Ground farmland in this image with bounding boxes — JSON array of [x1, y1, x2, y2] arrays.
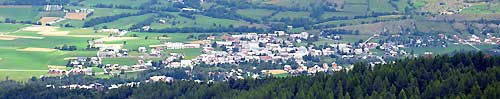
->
[[0, 24, 111, 80], [0, 23, 220, 81]]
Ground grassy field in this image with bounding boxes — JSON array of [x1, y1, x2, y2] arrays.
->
[[57, 27, 97, 35], [151, 13, 247, 29], [271, 11, 310, 20], [321, 12, 366, 19], [273, 73, 289, 78], [87, 8, 140, 19], [0, 36, 92, 48], [0, 23, 30, 33], [54, 8, 140, 28], [316, 15, 403, 29], [0, 71, 47, 81], [101, 58, 141, 65], [237, 9, 274, 20], [461, 3, 500, 14], [164, 48, 202, 60], [0, 48, 97, 70], [0, 6, 41, 21], [415, 21, 457, 34], [53, 20, 86, 28], [343, 4, 368, 13], [402, 44, 494, 55], [392, 0, 411, 12], [106, 32, 209, 50], [0, 24, 105, 81], [37, 11, 66, 18], [412, 0, 427, 9], [368, 0, 395, 13], [96, 13, 155, 29], [80, 0, 149, 7]]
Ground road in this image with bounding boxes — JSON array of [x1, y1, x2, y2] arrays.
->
[[363, 34, 378, 44], [464, 42, 481, 51]]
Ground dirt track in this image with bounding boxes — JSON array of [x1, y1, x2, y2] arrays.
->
[[0, 35, 44, 40], [17, 47, 57, 52]]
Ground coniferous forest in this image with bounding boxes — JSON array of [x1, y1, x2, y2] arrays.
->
[[0, 52, 499, 99]]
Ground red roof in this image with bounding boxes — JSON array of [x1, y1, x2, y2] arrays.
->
[[260, 56, 272, 61]]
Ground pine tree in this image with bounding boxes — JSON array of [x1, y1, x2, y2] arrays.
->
[[471, 81, 482, 98], [398, 89, 408, 99], [345, 92, 351, 99]]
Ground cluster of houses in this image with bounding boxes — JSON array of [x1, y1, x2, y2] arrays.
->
[[48, 57, 101, 75], [97, 29, 128, 36], [262, 62, 352, 76], [149, 42, 201, 49], [452, 34, 500, 45], [189, 32, 377, 67], [54, 29, 500, 81], [378, 42, 408, 57], [44, 5, 63, 11], [162, 53, 194, 68], [48, 66, 94, 76], [47, 83, 104, 90], [47, 75, 174, 90]]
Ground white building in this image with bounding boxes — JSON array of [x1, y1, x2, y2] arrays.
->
[[166, 42, 184, 49], [180, 60, 193, 68]]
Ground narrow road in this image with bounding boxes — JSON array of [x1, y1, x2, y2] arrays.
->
[[465, 42, 481, 51], [363, 34, 378, 44]]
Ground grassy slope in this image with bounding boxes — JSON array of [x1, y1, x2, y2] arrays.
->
[[402, 44, 494, 55], [151, 13, 246, 29], [271, 11, 310, 19], [368, 0, 395, 13], [0, 6, 41, 21], [237, 9, 274, 20], [80, 0, 149, 7], [95, 13, 155, 29], [461, 3, 500, 14], [54, 8, 140, 28], [87, 8, 140, 19]]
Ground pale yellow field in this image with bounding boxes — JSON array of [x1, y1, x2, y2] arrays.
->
[[17, 47, 57, 52]]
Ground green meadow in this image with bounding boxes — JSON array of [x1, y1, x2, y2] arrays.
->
[[151, 13, 246, 29], [0, 24, 105, 81], [0, 23, 30, 33], [0, 71, 47, 82], [237, 9, 274, 20], [96, 14, 155, 29], [79, 0, 149, 7], [461, 3, 500, 14], [0, 6, 41, 21]]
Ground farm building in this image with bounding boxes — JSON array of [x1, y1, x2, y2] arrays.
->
[[44, 5, 63, 11], [64, 12, 89, 20], [98, 29, 120, 33], [38, 17, 64, 26], [165, 42, 184, 49]]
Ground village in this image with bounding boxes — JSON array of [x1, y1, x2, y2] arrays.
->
[[47, 28, 500, 81]]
